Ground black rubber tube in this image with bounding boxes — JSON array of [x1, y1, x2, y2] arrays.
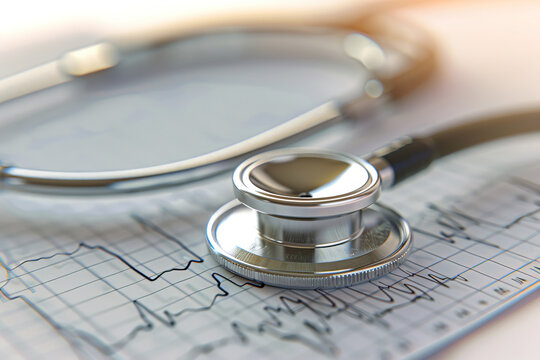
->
[[423, 108, 540, 158], [378, 108, 540, 185]]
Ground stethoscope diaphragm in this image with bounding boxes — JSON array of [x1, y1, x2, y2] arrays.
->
[[206, 148, 412, 289], [206, 200, 412, 289]]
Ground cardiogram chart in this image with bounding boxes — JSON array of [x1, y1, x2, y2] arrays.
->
[[0, 138, 539, 360]]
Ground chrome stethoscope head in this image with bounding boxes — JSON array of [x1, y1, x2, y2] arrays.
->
[[206, 148, 412, 289]]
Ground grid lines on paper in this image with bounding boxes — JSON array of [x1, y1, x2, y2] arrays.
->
[[0, 142, 539, 360]]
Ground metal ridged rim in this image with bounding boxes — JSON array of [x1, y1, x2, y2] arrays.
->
[[206, 201, 412, 289], [210, 241, 411, 289]]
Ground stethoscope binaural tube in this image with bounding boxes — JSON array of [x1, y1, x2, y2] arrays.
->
[[205, 109, 540, 289], [0, 11, 436, 195]]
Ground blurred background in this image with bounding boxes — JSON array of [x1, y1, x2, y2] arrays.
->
[[1, 0, 539, 174]]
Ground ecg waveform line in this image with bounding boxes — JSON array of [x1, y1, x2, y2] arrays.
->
[[0, 246, 483, 359], [0, 214, 266, 355], [2, 215, 206, 300], [185, 177, 540, 358], [0, 242, 469, 357], [10, 242, 201, 281], [0, 175, 539, 359], [0, 217, 462, 355], [183, 275, 464, 358], [128, 186, 540, 355], [112, 273, 264, 351]]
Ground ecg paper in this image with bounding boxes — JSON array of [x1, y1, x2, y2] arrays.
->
[[0, 134, 539, 360]]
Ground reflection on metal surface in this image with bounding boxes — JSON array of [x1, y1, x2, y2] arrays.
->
[[249, 156, 357, 197], [365, 79, 384, 98], [233, 148, 380, 218], [256, 210, 364, 247]]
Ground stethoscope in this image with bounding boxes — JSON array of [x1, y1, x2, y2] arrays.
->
[[1, 7, 539, 289]]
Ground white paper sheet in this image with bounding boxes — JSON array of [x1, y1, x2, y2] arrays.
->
[[0, 134, 539, 360]]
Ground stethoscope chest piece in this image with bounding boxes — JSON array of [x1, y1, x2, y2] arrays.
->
[[206, 149, 412, 289]]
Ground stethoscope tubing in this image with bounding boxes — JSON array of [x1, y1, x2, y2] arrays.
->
[[0, 13, 436, 195]]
